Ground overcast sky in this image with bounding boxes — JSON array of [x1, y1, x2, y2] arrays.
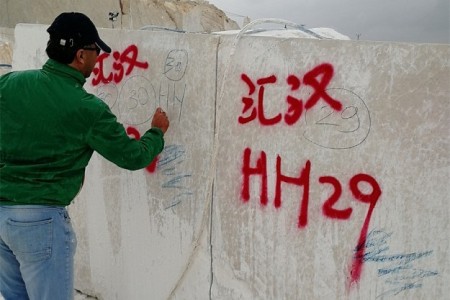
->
[[208, 0, 449, 44]]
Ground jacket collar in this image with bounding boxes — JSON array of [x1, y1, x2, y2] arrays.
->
[[43, 59, 87, 85]]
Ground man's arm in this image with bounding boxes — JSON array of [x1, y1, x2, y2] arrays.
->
[[87, 106, 169, 170]]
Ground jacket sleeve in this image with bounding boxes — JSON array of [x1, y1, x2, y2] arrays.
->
[[86, 107, 164, 170]]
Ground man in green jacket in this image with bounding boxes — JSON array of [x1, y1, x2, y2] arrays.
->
[[0, 12, 169, 299]]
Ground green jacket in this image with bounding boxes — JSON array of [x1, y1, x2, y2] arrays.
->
[[0, 59, 164, 206]]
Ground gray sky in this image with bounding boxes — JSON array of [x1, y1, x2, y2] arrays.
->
[[208, 0, 449, 44]]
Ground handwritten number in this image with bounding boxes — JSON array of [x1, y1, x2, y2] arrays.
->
[[349, 174, 381, 205], [316, 106, 337, 126], [349, 173, 382, 285], [320, 176, 352, 220]]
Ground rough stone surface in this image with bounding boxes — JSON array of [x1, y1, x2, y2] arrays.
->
[[0, 0, 239, 32], [74, 290, 98, 299], [11, 24, 450, 299]]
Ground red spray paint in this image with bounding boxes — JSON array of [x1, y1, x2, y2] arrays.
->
[[92, 45, 149, 86], [126, 126, 158, 173], [238, 63, 343, 126], [240, 148, 382, 286]]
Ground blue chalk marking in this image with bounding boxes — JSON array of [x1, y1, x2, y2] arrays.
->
[[361, 228, 438, 298], [157, 144, 194, 208], [363, 250, 434, 264], [162, 174, 192, 189], [158, 145, 186, 168], [377, 282, 423, 298], [164, 192, 194, 210]]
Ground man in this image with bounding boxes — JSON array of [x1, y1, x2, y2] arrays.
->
[[0, 12, 169, 299]]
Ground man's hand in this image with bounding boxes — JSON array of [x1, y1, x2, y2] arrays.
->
[[151, 107, 170, 134]]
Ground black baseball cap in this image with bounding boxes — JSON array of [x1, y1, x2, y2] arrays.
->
[[47, 12, 111, 53]]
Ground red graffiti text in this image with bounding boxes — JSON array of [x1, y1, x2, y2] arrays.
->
[[239, 63, 343, 126], [241, 147, 381, 283], [92, 45, 149, 86]]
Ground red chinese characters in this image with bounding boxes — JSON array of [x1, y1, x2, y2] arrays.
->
[[92, 45, 149, 86], [239, 63, 343, 126]]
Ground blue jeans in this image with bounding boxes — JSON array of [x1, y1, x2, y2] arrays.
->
[[0, 205, 77, 300]]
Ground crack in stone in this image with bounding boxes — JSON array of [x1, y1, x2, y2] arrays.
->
[[75, 289, 99, 299]]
